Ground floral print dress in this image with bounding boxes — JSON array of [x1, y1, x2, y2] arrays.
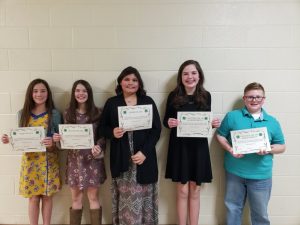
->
[[19, 112, 60, 198], [65, 111, 106, 190]]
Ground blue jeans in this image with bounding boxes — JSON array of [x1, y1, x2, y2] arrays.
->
[[225, 172, 272, 225]]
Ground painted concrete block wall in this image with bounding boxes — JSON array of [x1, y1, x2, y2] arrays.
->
[[0, 0, 299, 224]]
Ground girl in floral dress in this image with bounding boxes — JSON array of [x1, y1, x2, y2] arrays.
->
[[1, 78, 62, 225], [53, 80, 106, 225]]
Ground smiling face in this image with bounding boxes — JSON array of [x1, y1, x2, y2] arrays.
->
[[243, 89, 265, 114], [74, 83, 88, 104], [32, 83, 48, 106], [181, 64, 200, 94], [120, 73, 139, 95]]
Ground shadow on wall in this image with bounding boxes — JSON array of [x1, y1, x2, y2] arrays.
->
[[213, 97, 251, 225]]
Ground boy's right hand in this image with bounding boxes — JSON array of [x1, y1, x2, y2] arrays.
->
[[1, 134, 9, 144], [229, 147, 244, 158], [52, 133, 61, 142]]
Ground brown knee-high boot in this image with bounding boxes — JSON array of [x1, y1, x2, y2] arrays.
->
[[70, 207, 82, 225], [90, 207, 102, 225]]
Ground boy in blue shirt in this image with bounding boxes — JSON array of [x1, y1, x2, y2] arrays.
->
[[216, 82, 285, 225]]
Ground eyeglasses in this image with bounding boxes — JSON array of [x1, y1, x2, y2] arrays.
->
[[244, 96, 265, 102]]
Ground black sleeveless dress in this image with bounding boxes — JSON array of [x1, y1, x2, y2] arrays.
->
[[163, 91, 213, 185]]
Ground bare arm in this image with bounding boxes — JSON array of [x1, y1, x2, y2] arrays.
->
[[216, 134, 232, 153], [270, 144, 286, 154], [216, 134, 244, 158]]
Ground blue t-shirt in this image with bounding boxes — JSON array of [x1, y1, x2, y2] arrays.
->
[[217, 107, 285, 179]]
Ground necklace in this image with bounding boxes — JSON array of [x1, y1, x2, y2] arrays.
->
[[125, 97, 137, 105]]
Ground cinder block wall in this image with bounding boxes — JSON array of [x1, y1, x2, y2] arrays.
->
[[0, 0, 299, 224]]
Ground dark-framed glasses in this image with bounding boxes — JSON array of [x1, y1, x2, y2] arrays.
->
[[244, 96, 265, 102]]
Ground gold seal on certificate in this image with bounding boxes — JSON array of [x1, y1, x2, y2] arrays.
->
[[177, 112, 213, 137], [10, 127, 46, 152], [231, 127, 271, 154], [118, 104, 153, 131], [59, 124, 94, 149]]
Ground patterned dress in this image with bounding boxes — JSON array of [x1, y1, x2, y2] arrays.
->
[[19, 112, 60, 198], [112, 132, 158, 225], [65, 111, 106, 189]]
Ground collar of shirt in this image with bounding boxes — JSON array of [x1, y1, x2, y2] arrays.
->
[[241, 106, 271, 121]]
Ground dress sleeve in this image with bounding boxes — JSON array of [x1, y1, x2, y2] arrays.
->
[[96, 99, 114, 139], [95, 108, 106, 151], [17, 109, 22, 127], [140, 97, 161, 157], [51, 109, 62, 134], [206, 91, 212, 111], [163, 92, 176, 128]]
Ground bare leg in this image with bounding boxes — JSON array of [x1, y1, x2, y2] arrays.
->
[[71, 187, 84, 210], [177, 183, 189, 225], [87, 187, 100, 209], [188, 182, 201, 225], [41, 195, 53, 225], [28, 196, 41, 225]]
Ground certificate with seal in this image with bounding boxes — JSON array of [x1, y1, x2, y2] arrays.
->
[[118, 104, 153, 131], [231, 127, 271, 154], [177, 111, 213, 137], [10, 127, 46, 152], [59, 124, 94, 149]]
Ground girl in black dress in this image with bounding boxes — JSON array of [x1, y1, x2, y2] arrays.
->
[[163, 60, 220, 225]]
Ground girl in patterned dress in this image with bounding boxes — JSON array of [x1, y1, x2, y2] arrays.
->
[[1, 78, 62, 225], [97, 67, 161, 225], [53, 80, 106, 225]]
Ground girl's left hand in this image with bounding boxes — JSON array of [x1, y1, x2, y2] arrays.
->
[[168, 118, 179, 128], [42, 137, 53, 149], [52, 133, 61, 142], [91, 145, 102, 158], [212, 118, 221, 128], [131, 151, 146, 165]]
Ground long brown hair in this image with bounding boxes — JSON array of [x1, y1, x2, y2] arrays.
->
[[20, 79, 55, 133], [65, 80, 100, 124], [172, 60, 208, 109]]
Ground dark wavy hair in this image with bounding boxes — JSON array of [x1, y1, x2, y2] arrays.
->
[[20, 78, 55, 134], [115, 66, 146, 96], [65, 80, 100, 124], [172, 60, 208, 109]]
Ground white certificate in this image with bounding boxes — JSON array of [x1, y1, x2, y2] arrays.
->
[[118, 104, 153, 131], [10, 127, 46, 152], [177, 111, 213, 137], [231, 127, 271, 154], [59, 124, 94, 149]]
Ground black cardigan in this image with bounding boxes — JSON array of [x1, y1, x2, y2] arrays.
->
[[97, 94, 161, 184]]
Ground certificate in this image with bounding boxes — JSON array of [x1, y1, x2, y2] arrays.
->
[[118, 104, 153, 131], [177, 111, 213, 137], [231, 127, 271, 154], [59, 124, 94, 149], [10, 127, 46, 152]]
